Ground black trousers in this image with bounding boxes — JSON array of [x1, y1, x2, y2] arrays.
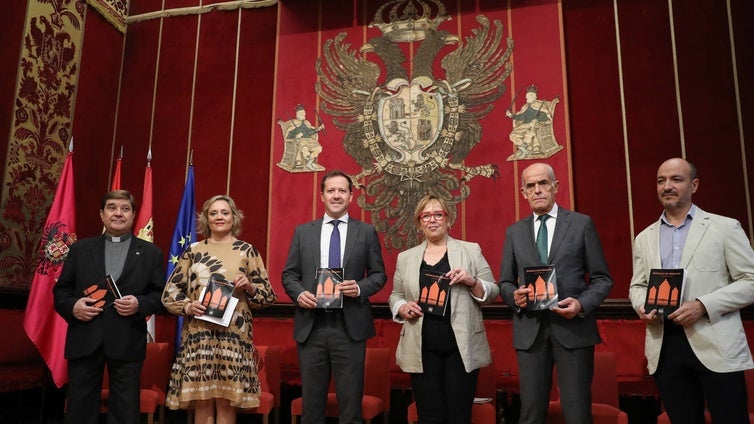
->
[[66, 346, 142, 424], [655, 324, 749, 424], [411, 345, 478, 424]]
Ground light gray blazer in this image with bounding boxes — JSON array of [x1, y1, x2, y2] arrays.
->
[[629, 207, 754, 374], [389, 237, 499, 373]]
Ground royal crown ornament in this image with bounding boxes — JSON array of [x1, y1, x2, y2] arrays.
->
[[369, 0, 450, 43]]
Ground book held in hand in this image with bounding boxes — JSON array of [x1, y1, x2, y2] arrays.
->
[[522, 266, 559, 310], [199, 277, 235, 318], [82, 275, 121, 308], [196, 277, 239, 327], [316, 267, 343, 309], [418, 269, 451, 316], [644, 268, 685, 315]]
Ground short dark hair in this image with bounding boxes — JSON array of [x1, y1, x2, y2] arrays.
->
[[101, 190, 136, 210], [320, 170, 353, 193], [687, 159, 698, 180]]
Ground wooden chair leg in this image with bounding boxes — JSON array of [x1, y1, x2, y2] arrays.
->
[[262, 414, 269, 424]]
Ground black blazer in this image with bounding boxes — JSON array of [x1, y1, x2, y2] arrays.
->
[[499, 208, 613, 350], [282, 217, 387, 343], [53, 235, 165, 361]]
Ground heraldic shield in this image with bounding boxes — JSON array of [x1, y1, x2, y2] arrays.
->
[[377, 78, 443, 164]]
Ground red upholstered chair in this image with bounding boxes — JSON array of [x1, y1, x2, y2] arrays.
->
[[290, 347, 391, 424], [237, 345, 281, 424], [101, 342, 172, 424], [656, 368, 754, 423], [546, 351, 628, 424], [407, 360, 498, 424]]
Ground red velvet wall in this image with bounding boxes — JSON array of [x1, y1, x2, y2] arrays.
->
[[564, 0, 754, 297], [0, 2, 28, 168], [0, 0, 751, 302]]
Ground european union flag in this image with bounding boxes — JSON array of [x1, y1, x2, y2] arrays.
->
[[166, 165, 195, 353]]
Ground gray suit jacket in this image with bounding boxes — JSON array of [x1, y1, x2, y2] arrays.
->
[[499, 208, 613, 350], [282, 217, 387, 343], [629, 207, 754, 374], [389, 238, 500, 373]]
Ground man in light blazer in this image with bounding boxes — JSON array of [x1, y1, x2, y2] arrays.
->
[[629, 158, 754, 423], [282, 170, 386, 424], [499, 162, 613, 424], [53, 190, 165, 424]]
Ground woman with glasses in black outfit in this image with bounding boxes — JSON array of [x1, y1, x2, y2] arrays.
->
[[389, 194, 500, 424]]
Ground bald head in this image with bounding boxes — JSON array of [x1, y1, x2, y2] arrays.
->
[[520, 162, 559, 215], [656, 158, 698, 214]]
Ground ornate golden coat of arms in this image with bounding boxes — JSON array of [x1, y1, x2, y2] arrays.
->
[[316, 0, 514, 249]]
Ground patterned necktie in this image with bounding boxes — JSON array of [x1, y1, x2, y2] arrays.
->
[[328, 220, 341, 268], [536, 214, 550, 264]]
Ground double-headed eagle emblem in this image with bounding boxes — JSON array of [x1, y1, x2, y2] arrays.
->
[[316, 0, 513, 249]]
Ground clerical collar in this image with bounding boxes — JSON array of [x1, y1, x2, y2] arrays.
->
[[104, 233, 132, 243]]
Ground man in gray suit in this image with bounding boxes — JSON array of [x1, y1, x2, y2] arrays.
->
[[282, 170, 387, 424], [629, 158, 754, 423], [499, 162, 613, 424]]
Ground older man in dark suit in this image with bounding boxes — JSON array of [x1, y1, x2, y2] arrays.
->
[[282, 170, 387, 424], [53, 190, 165, 424], [499, 162, 613, 424]]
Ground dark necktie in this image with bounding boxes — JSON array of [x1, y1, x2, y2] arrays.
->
[[536, 214, 550, 264], [328, 220, 341, 268]]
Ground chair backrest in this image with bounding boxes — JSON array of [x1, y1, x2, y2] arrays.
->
[[363, 347, 392, 411], [476, 361, 497, 400], [592, 351, 619, 408], [140, 342, 172, 396], [256, 345, 282, 407], [550, 351, 619, 408]]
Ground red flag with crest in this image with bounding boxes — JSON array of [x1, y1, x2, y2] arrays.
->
[[23, 149, 77, 388]]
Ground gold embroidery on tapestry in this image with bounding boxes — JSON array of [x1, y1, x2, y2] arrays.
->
[[316, 0, 514, 250], [0, 0, 85, 289]]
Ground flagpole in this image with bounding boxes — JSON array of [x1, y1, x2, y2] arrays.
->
[[135, 148, 156, 342]]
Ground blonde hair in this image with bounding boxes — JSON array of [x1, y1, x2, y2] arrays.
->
[[197, 195, 244, 237], [413, 194, 455, 229]]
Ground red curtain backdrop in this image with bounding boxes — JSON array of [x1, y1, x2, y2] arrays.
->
[[269, 0, 572, 303], [0, 0, 751, 302]]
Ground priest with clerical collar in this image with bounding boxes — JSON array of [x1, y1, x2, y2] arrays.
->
[[53, 189, 166, 424]]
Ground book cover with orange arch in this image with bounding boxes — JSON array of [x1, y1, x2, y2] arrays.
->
[[418, 269, 451, 316], [644, 268, 685, 315], [522, 266, 559, 310], [316, 267, 343, 309]]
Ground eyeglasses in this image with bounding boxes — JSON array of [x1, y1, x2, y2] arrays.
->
[[522, 179, 554, 194], [420, 211, 447, 222]]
